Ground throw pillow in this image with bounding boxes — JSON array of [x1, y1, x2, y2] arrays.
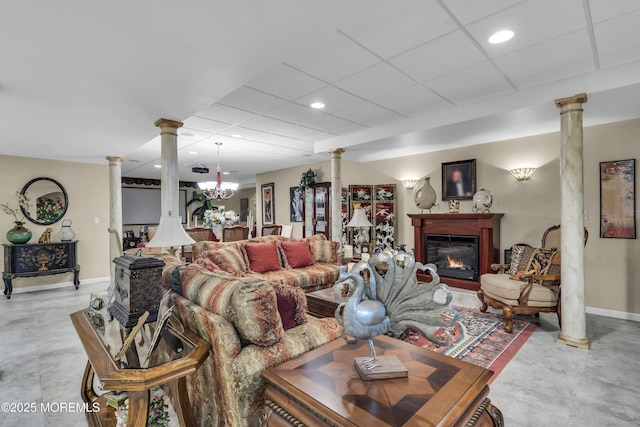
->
[[308, 238, 339, 263], [510, 247, 555, 281], [194, 257, 221, 272], [202, 245, 247, 274], [507, 244, 527, 275], [272, 282, 309, 330], [280, 240, 315, 268], [229, 281, 285, 346], [245, 241, 282, 274]]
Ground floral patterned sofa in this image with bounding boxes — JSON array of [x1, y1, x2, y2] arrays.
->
[[191, 234, 342, 293], [162, 261, 342, 426]]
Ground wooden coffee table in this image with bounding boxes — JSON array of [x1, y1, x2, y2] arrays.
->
[[260, 335, 503, 427], [306, 287, 339, 318]]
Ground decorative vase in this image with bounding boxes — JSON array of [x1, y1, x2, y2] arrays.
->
[[7, 221, 32, 244], [58, 219, 76, 241], [413, 176, 437, 210]]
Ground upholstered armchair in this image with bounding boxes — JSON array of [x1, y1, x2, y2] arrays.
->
[[477, 225, 588, 332]]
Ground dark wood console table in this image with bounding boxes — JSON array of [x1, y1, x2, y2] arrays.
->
[[2, 241, 80, 299], [408, 214, 503, 291]]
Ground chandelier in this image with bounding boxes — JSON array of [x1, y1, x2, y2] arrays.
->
[[198, 142, 239, 200]]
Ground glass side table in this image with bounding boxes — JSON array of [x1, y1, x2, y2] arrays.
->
[[70, 308, 210, 427]]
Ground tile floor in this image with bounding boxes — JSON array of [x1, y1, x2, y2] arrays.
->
[[1, 283, 639, 426]]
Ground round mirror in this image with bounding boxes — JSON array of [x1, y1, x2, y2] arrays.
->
[[20, 177, 68, 225]]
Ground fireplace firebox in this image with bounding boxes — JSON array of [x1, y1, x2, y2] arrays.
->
[[408, 213, 503, 291], [425, 234, 479, 281]]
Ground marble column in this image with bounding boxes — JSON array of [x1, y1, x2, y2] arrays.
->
[[554, 93, 590, 350], [154, 118, 183, 218], [106, 156, 123, 282], [330, 149, 345, 245]]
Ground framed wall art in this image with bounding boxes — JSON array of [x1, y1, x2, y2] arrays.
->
[[442, 159, 476, 201], [261, 183, 275, 225], [290, 186, 304, 222], [600, 159, 636, 239]]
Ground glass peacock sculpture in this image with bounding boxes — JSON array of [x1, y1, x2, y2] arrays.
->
[[333, 250, 459, 377]]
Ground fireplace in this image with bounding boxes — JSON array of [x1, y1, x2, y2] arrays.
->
[[408, 213, 503, 291], [425, 234, 479, 281]]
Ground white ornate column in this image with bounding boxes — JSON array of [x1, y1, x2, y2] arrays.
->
[[330, 148, 344, 244], [154, 118, 183, 218], [554, 93, 590, 350], [106, 156, 123, 281]]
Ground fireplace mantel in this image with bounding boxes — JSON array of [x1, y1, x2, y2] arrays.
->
[[408, 213, 504, 291]]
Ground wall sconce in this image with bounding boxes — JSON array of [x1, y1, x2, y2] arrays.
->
[[401, 179, 418, 189], [510, 168, 537, 181]]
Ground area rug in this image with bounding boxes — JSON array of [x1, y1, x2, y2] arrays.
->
[[399, 307, 536, 381]]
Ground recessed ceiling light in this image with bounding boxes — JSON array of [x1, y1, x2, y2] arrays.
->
[[488, 30, 514, 44], [223, 172, 230, 175], [154, 164, 161, 168], [189, 151, 197, 155], [231, 134, 242, 138], [310, 102, 325, 109]]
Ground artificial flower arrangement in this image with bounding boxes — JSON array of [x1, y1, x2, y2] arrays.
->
[[1, 192, 31, 224], [202, 208, 240, 227]]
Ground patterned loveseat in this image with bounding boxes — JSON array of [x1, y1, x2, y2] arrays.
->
[[162, 261, 342, 426], [192, 234, 342, 293]]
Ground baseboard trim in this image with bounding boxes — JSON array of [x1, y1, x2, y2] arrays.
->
[[586, 306, 640, 323], [9, 277, 110, 294]]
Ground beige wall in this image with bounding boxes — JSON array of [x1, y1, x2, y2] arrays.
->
[[257, 118, 640, 316], [0, 155, 110, 289]]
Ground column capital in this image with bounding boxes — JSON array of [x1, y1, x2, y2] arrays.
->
[[154, 118, 184, 129], [106, 156, 124, 164], [554, 93, 588, 109], [330, 148, 345, 156]]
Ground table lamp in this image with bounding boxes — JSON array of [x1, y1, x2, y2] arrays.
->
[[347, 203, 373, 248], [147, 216, 195, 257]]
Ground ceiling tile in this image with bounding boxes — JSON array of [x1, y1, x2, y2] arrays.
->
[[373, 84, 452, 118], [494, 29, 593, 81], [340, 1, 457, 58], [425, 62, 514, 104], [599, 46, 640, 70], [246, 63, 327, 100], [182, 116, 233, 133], [334, 62, 416, 100], [284, 31, 380, 83], [594, 9, 640, 56], [389, 30, 486, 82], [217, 86, 287, 114], [466, 0, 586, 57], [589, 0, 640, 24], [332, 102, 405, 127], [241, 115, 320, 139], [441, 0, 523, 25], [195, 103, 256, 125], [265, 103, 356, 132], [511, 59, 595, 90], [294, 86, 364, 113]]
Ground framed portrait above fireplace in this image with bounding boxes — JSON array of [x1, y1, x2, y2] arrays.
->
[[442, 159, 476, 201]]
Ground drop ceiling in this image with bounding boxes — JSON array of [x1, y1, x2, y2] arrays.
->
[[2, 1, 640, 188]]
